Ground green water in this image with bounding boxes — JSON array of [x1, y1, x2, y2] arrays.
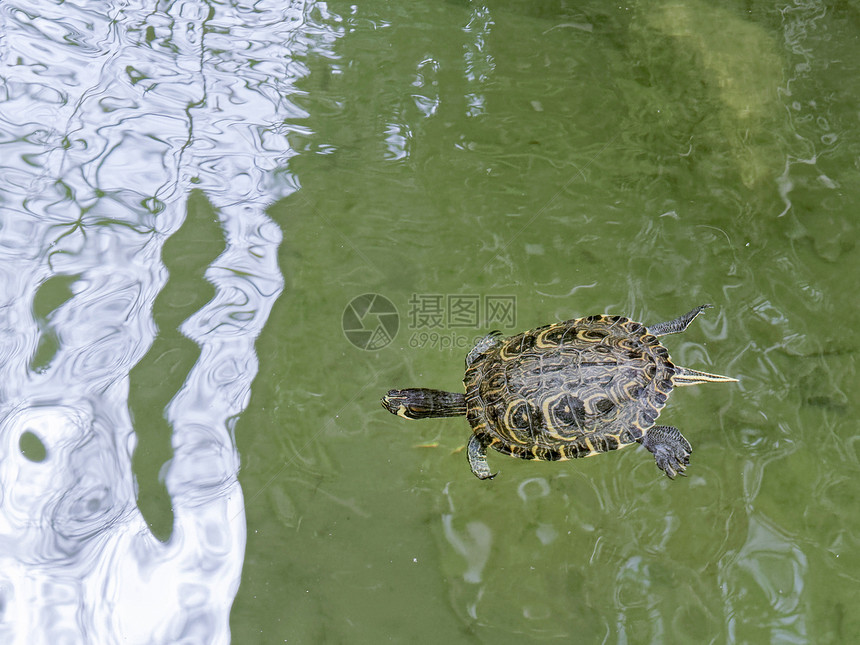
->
[[231, 1, 860, 642]]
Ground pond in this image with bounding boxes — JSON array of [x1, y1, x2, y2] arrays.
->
[[1, 0, 858, 643]]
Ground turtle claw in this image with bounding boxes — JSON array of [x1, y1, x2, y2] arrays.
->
[[655, 450, 685, 479], [665, 457, 688, 479]]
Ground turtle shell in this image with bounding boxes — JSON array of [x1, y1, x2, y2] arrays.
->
[[463, 315, 676, 461]]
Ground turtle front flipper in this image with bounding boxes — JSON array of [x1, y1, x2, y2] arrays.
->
[[466, 331, 502, 368], [382, 389, 467, 419], [467, 433, 496, 480], [639, 425, 692, 479]]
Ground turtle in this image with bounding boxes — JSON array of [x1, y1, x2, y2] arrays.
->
[[381, 304, 737, 480]]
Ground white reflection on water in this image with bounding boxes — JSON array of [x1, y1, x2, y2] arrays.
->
[[721, 514, 809, 643], [0, 0, 339, 642]]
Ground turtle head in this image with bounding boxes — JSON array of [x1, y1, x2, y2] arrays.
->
[[382, 390, 421, 419], [381, 388, 467, 419]]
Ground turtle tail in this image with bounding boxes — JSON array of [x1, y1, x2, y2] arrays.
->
[[382, 388, 467, 419], [672, 366, 738, 386]]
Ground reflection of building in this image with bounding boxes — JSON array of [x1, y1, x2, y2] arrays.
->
[[0, 0, 320, 642]]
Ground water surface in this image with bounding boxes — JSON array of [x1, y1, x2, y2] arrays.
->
[[1, 0, 858, 643]]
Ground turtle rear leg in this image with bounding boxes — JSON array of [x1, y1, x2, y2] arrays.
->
[[467, 433, 496, 480], [382, 388, 466, 419], [639, 425, 692, 479], [649, 304, 712, 337]]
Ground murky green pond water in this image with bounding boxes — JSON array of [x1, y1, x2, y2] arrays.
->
[[1, 0, 858, 643]]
